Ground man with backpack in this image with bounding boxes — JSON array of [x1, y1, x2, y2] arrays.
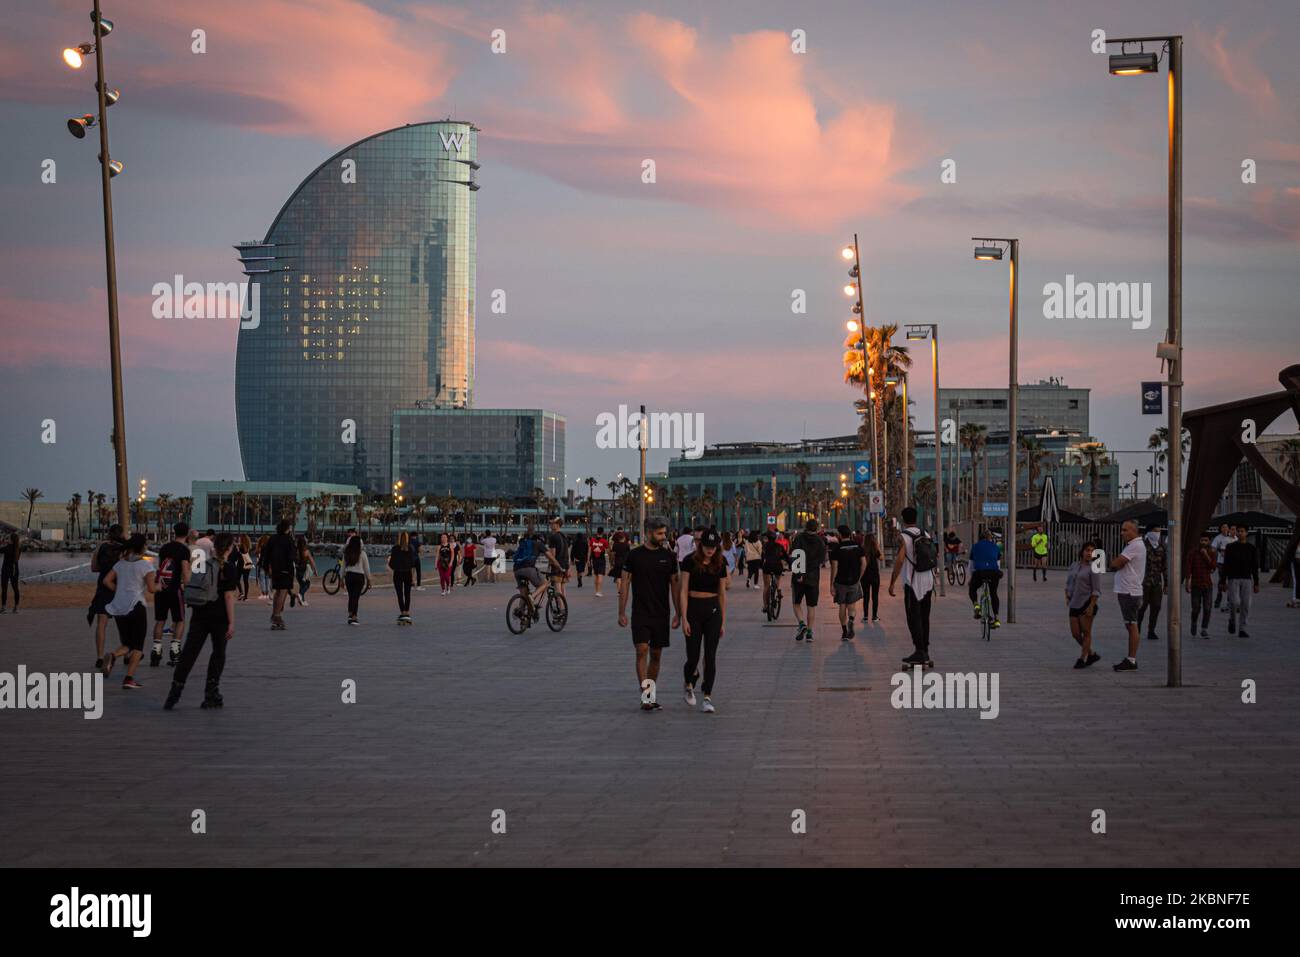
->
[[888, 506, 937, 668], [166, 532, 240, 710]]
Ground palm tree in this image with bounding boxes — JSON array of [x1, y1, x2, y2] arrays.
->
[[86, 488, 96, 536], [94, 492, 108, 534], [732, 490, 746, 532], [1075, 442, 1111, 512], [22, 488, 43, 531], [959, 423, 987, 521], [1148, 426, 1191, 469], [1278, 438, 1300, 485], [1019, 435, 1052, 502], [66, 494, 81, 539], [915, 475, 937, 517], [231, 490, 247, 530], [175, 496, 194, 526], [670, 486, 688, 530], [154, 493, 174, 540], [249, 496, 265, 533]]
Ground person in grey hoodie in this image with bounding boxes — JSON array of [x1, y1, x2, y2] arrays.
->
[[1066, 541, 1103, 669]]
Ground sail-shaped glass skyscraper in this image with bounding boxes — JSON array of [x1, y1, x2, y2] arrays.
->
[[234, 120, 479, 491]]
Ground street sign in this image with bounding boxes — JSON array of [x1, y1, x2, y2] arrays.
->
[[854, 459, 872, 484], [766, 512, 777, 526], [983, 501, 1009, 517], [866, 489, 884, 514], [1141, 381, 1163, 415]]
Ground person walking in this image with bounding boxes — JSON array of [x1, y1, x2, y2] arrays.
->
[[165, 532, 240, 710], [260, 520, 296, 630], [237, 534, 254, 601], [461, 533, 478, 587], [1186, 531, 1216, 638], [1224, 524, 1260, 638], [860, 533, 882, 623], [589, 527, 609, 597], [1065, 542, 1102, 668], [571, 530, 588, 588], [87, 524, 126, 670], [343, 534, 371, 625], [610, 528, 632, 601], [410, 532, 424, 591], [888, 507, 936, 668], [1137, 527, 1167, 641], [388, 531, 415, 624], [1030, 526, 1049, 581], [678, 528, 726, 713], [254, 534, 271, 601], [0, 531, 21, 614], [149, 522, 192, 667], [1109, 520, 1146, 672], [743, 531, 762, 589], [619, 520, 680, 711], [1211, 522, 1234, 610], [829, 524, 866, 641], [436, 533, 454, 595], [481, 530, 498, 584], [290, 535, 317, 608], [101, 533, 158, 689], [790, 519, 827, 642]]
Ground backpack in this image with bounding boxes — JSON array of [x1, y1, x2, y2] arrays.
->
[[513, 537, 535, 565], [904, 529, 938, 573], [183, 550, 221, 606]]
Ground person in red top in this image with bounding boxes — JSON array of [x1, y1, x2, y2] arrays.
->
[[589, 527, 610, 597], [1185, 531, 1217, 639]]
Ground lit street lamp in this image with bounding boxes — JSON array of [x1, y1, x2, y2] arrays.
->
[[1104, 32, 1184, 688], [972, 237, 1019, 622], [63, 2, 129, 530], [841, 235, 882, 543]]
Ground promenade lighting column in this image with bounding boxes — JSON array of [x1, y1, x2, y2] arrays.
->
[[905, 324, 944, 597], [842, 236, 882, 543], [972, 238, 1019, 623], [1105, 34, 1184, 687]]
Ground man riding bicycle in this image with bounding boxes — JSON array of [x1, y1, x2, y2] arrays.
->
[[760, 530, 787, 616], [944, 528, 962, 569], [512, 529, 550, 609], [968, 529, 1002, 628]]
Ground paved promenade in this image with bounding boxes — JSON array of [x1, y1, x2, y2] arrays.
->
[[1, 569, 1297, 867]]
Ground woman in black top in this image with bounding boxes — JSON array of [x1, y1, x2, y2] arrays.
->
[[436, 534, 454, 595], [388, 531, 415, 623], [860, 533, 882, 622], [677, 528, 728, 713], [0, 532, 20, 613]]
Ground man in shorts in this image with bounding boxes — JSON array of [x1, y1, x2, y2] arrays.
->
[[618, 519, 680, 711], [589, 527, 610, 597], [151, 522, 192, 667], [829, 524, 866, 640], [789, 519, 827, 642], [544, 517, 571, 597], [1110, 519, 1146, 672], [512, 528, 548, 608], [260, 520, 296, 630]]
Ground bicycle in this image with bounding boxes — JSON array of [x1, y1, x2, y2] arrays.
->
[[321, 565, 371, 596], [764, 573, 783, 622], [946, 555, 968, 587], [506, 579, 568, 634], [975, 579, 993, 641]]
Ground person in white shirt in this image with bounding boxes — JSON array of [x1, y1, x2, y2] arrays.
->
[[1210, 522, 1234, 610], [480, 531, 498, 583], [888, 507, 935, 667], [101, 533, 159, 689], [1109, 520, 1147, 671], [676, 528, 697, 564]]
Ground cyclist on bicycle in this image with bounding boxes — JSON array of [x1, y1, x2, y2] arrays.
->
[[760, 530, 787, 617], [512, 528, 550, 609], [944, 528, 962, 570], [968, 529, 1002, 628]]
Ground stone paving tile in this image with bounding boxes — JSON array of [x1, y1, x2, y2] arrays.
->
[[1, 571, 1297, 866]]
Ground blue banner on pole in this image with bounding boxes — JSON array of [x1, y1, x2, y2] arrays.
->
[[1141, 381, 1163, 415], [853, 460, 872, 484]]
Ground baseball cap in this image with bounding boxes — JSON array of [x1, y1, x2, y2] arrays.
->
[[700, 528, 721, 547]]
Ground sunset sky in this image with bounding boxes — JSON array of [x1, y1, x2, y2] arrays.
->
[[2, 0, 1298, 502]]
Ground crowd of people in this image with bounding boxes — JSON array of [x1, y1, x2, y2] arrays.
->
[[37, 509, 1294, 713]]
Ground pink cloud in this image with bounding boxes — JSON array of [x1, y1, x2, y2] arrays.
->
[[1194, 25, 1278, 110]]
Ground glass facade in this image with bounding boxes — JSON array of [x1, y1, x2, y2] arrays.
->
[[190, 481, 361, 533], [939, 382, 1090, 437], [391, 409, 566, 501], [234, 121, 478, 492]]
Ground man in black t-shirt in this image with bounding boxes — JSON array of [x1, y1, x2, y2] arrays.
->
[[829, 524, 867, 640], [789, 519, 827, 642], [545, 518, 571, 597], [618, 519, 680, 711], [260, 520, 296, 630], [166, 532, 240, 711], [151, 522, 193, 667]]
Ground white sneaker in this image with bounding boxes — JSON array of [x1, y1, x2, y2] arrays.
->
[[701, 697, 716, 714], [684, 685, 697, 707], [595, 590, 603, 597], [299, 599, 309, 607]]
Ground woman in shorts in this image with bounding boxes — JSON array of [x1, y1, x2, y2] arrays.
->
[[101, 533, 159, 689]]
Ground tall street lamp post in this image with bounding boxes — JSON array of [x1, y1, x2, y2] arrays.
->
[[972, 238, 1019, 623], [1105, 34, 1183, 687], [843, 236, 882, 543]]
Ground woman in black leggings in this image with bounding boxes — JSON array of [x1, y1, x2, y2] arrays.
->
[[861, 533, 881, 622], [678, 528, 727, 714], [1, 532, 21, 613]]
